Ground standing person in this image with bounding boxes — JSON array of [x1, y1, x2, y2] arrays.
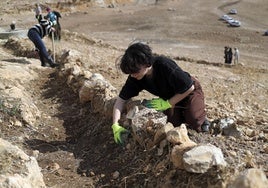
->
[[224, 46, 228, 64], [45, 7, 57, 26], [52, 10, 62, 40], [112, 42, 210, 144], [45, 7, 61, 40], [228, 47, 233, 64], [10, 21, 16, 30], [35, 3, 42, 22], [233, 47, 239, 65], [27, 19, 59, 68]]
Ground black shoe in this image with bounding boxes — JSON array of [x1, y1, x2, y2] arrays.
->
[[201, 119, 210, 132], [41, 62, 50, 67], [49, 62, 59, 68], [47, 57, 59, 68]]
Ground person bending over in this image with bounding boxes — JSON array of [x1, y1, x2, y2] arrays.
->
[[112, 42, 210, 144], [27, 19, 58, 67]]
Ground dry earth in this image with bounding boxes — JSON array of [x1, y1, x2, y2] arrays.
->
[[0, 0, 267, 187]]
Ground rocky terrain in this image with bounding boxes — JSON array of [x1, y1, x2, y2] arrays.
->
[[0, 0, 267, 187]]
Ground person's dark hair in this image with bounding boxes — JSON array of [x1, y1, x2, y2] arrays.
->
[[119, 42, 153, 74]]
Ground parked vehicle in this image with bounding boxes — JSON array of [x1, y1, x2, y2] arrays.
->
[[221, 14, 230, 21], [227, 18, 235, 24], [264, 30, 268, 36], [229, 20, 241, 27], [220, 14, 240, 27], [221, 15, 234, 23], [229, 8, 238, 14]]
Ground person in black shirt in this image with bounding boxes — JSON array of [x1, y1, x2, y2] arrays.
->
[[224, 46, 228, 64], [112, 42, 210, 145], [228, 47, 233, 64], [27, 19, 58, 67]]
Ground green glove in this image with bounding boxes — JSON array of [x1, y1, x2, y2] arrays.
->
[[112, 123, 129, 145], [144, 98, 172, 111]]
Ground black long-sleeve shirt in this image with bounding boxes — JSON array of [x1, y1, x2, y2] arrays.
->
[[119, 56, 193, 101]]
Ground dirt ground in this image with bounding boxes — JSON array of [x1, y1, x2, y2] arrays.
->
[[0, 0, 267, 187]]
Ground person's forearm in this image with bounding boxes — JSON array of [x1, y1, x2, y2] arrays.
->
[[113, 97, 126, 124], [113, 108, 121, 124], [168, 85, 194, 107]]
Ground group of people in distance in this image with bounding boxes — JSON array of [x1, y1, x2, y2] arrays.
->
[[34, 3, 60, 27], [27, 3, 61, 68], [224, 46, 239, 65]]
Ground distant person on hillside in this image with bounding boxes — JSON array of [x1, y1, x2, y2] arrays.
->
[[224, 46, 229, 64], [10, 21, 16, 30], [228, 47, 233, 64], [35, 3, 42, 22], [51, 10, 62, 41], [45, 7, 62, 41], [52, 10, 62, 24], [111, 42, 210, 145], [27, 19, 59, 68], [45, 7, 57, 26], [233, 47, 239, 65]]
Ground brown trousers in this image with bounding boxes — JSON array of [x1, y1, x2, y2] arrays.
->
[[163, 77, 206, 132]]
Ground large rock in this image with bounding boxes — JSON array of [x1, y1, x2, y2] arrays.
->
[[0, 62, 41, 125], [0, 138, 46, 188], [2, 86, 41, 125], [183, 144, 227, 173], [171, 142, 197, 169], [166, 124, 196, 145], [59, 49, 118, 119], [153, 122, 174, 146], [130, 106, 167, 148]]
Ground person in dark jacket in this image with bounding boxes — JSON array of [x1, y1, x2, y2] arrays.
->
[[112, 42, 210, 145], [52, 10, 62, 40], [44, 7, 62, 41], [45, 7, 57, 26], [224, 46, 229, 64], [228, 47, 233, 64], [27, 19, 58, 67]]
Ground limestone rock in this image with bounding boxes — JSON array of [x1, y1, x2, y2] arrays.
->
[[0, 138, 46, 188], [166, 124, 193, 145], [171, 141, 197, 169], [183, 144, 227, 173], [153, 122, 174, 146], [79, 73, 117, 104], [131, 107, 167, 148]]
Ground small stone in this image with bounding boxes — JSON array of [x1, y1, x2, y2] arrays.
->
[[112, 171, 120, 179], [47, 162, 60, 171], [89, 171, 95, 176], [263, 144, 268, 154], [14, 120, 22, 127], [32, 150, 39, 158]]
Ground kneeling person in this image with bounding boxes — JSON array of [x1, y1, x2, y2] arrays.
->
[[112, 42, 210, 144]]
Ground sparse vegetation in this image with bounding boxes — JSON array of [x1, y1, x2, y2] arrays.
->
[[0, 97, 21, 120]]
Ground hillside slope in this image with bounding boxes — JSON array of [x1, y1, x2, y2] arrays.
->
[[0, 0, 267, 187]]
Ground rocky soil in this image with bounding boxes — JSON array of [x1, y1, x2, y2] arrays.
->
[[0, 0, 267, 187]]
